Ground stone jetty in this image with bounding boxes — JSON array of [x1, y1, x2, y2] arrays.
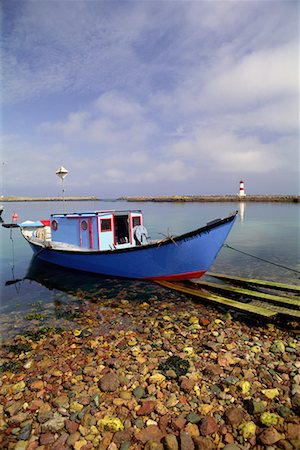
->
[[123, 195, 299, 203]]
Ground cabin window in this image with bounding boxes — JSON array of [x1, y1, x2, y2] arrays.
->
[[51, 220, 58, 231], [101, 218, 112, 232], [81, 220, 88, 231], [132, 216, 141, 227]]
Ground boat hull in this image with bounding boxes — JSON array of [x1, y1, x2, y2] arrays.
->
[[24, 213, 237, 280]]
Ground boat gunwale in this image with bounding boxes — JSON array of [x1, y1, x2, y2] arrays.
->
[[23, 211, 238, 255]]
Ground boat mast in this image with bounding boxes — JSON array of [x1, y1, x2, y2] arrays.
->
[[56, 166, 68, 212]]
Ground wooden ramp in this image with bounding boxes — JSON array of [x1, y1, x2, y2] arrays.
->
[[156, 275, 300, 328], [193, 280, 300, 310], [207, 272, 300, 294], [157, 280, 277, 319]]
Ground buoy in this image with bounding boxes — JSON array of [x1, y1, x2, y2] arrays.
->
[[12, 212, 18, 222], [239, 180, 246, 197]]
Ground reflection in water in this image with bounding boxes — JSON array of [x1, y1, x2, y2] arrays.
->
[[25, 257, 159, 303], [239, 202, 245, 223]]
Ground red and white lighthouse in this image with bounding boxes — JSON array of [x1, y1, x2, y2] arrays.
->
[[239, 180, 246, 197]]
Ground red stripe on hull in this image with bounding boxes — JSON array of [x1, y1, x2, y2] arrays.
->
[[141, 270, 206, 281]]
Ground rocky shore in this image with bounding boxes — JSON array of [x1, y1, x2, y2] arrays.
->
[[0, 291, 299, 450]]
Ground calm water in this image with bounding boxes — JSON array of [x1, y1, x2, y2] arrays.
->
[[0, 200, 299, 337]]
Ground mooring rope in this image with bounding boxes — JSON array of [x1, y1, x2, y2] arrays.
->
[[224, 244, 300, 275]]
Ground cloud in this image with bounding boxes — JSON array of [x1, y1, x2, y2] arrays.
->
[[2, 1, 299, 196]]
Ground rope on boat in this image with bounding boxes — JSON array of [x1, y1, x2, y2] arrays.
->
[[224, 244, 300, 275]]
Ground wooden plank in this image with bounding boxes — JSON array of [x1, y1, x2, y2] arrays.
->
[[250, 301, 300, 319], [207, 272, 300, 293], [192, 280, 300, 309], [157, 280, 277, 319]]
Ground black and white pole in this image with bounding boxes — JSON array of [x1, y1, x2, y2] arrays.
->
[[56, 166, 68, 212]]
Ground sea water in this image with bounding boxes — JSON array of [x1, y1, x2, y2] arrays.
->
[[0, 200, 299, 336]]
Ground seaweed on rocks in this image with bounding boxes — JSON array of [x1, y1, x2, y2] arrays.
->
[[4, 343, 32, 354], [24, 326, 64, 341], [0, 361, 22, 373], [158, 355, 190, 378]]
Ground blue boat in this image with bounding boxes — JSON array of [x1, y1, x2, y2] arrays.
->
[[19, 209, 237, 281]]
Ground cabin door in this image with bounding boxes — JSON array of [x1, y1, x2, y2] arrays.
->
[[79, 219, 93, 249]]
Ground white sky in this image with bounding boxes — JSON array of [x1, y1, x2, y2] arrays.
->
[[1, 0, 299, 197]]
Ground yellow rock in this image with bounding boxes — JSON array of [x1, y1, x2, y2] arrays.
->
[[51, 369, 63, 377], [163, 315, 173, 321], [90, 425, 99, 435], [251, 345, 261, 353], [14, 441, 28, 450], [70, 401, 84, 413], [149, 373, 166, 384], [194, 385, 201, 397], [89, 339, 99, 349], [260, 412, 279, 427], [215, 319, 224, 325], [73, 329, 82, 336], [261, 388, 280, 399], [74, 439, 87, 450], [12, 381, 26, 394], [239, 421, 256, 439], [97, 417, 124, 433], [189, 316, 199, 324], [198, 404, 213, 415], [239, 381, 251, 395], [113, 398, 124, 406], [184, 347, 194, 356], [0, 418, 7, 431], [136, 355, 146, 364], [127, 339, 137, 346]]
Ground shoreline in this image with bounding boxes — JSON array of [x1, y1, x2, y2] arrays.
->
[[1, 195, 299, 203], [1, 291, 299, 449]]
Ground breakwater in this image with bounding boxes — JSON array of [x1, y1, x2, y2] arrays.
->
[[123, 195, 299, 203], [1, 196, 99, 202]]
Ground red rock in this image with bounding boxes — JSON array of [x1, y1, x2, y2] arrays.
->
[[30, 380, 44, 391], [199, 417, 219, 436], [28, 399, 44, 411], [52, 432, 69, 450], [193, 436, 214, 450], [99, 372, 120, 392], [159, 415, 170, 434], [172, 417, 187, 431], [65, 419, 79, 433], [180, 431, 195, 449], [199, 318, 210, 326], [113, 429, 133, 444], [259, 428, 283, 445], [224, 407, 246, 426], [27, 441, 39, 450], [286, 423, 300, 442], [138, 425, 163, 443], [136, 401, 156, 416], [203, 364, 222, 376], [180, 378, 196, 392], [40, 432, 56, 445]]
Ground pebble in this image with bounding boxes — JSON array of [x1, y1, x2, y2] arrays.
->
[[0, 293, 299, 449]]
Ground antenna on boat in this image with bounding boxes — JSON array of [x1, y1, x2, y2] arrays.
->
[[56, 166, 68, 212]]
